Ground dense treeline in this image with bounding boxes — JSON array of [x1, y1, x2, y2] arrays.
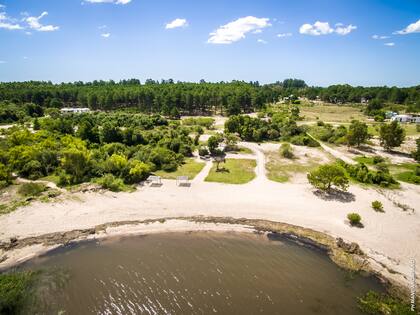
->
[[300, 84, 420, 112], [0, 80, 419, 119], [0, 80, 279, 116]]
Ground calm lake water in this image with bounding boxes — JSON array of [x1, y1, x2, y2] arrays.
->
[[21, 232, 383, 314]]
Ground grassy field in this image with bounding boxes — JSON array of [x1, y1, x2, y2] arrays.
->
[[155, 158, 205, 180], [265, 152, 322, 183], [300, 104, 367, 123], [205, 159, 256, 184], [368, 123, 420, 137]]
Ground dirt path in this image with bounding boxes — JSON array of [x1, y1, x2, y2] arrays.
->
[[307, 134, 356, 164]]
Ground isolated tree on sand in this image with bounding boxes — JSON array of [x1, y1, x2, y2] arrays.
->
[[347, 120, 369, 147], [307, 164, 349, 192], [379, 121, 405, 151]]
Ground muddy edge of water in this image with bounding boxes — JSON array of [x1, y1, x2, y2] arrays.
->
[[0, 215, 417, 303]]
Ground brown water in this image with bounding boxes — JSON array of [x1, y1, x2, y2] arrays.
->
[[21, 232, 383, 314]]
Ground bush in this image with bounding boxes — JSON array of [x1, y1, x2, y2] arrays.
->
[[371, 200, 384, 212], [18, 182, 47, 197], [307, 164, 349, 192], [198, 146, 209, 157], [0, 271, 35, 314], [372, 155, 385, 164], [347, 213, 362, 226], [280, 143, 294, 159], [96, 174, 126, 192], [126, 161, 151, 184], [357, 291, 415, 315], [290, 134, 320, 147], [0, 162, 12, 189]]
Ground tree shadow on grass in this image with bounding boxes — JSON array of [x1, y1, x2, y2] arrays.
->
[[215, 168, 230, 173], [313, 189, 356, 203]]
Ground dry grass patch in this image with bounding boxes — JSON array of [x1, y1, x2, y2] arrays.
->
[[266, 145, 332, 183], [300, 104, 367, 123]]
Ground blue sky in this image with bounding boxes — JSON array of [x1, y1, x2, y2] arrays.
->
[[0, 0, 419, 86]]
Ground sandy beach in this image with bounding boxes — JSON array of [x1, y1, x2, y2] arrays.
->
[[0, 142, 419, 294]]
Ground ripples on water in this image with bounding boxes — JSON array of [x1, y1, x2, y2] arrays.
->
[[22, 233, 383, 314]]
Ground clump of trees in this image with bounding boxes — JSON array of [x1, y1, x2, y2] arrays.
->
[[307, 164, 349, 192], [337, 160, 398, 188], [0, 112, 196, 191], [224, 110, 310, 144]]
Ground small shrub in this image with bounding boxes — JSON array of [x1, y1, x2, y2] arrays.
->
[[317, 120, 325, 126], [280, 143, 294, 159], [347, 213, 362, 226], [372, 156, 385, 164], [371, 200, 384, 212], [18, 182, 47, 197], [96, 174, 125, 192], [198, 146, 209, 156]]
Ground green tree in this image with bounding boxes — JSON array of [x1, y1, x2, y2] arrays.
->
[[0, 162, 12, 188], [307, 164, 349, 192], [347, 120, 368, 147], [61, 148, 90, 184], [207, 135, 222, 154], [379, 121, 405, 151]]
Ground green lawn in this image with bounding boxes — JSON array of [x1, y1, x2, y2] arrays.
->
[[155, 158, 205, 180], [389, 163, 420, 185], [205, 159, 256, 184], [368, 123, 420, 137]]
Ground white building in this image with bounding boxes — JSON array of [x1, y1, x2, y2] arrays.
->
[[60, 107, 90, 114], [391, 114, 420, 124]]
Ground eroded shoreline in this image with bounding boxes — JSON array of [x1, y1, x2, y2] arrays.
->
[[0, 216, 418, 303]]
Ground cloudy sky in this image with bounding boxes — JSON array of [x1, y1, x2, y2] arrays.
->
[[0, 0, 419, 86]]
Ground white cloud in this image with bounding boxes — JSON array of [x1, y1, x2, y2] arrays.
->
[[101, 32, 110, 38], [25, 12, 59, 32], [372, 34, 390, 40], [299, 21, 334, 36], [384, 42, 395, 46], [257, 39, 267, 44], [299, 21, 356, 36], [0, 8, 24, 30], [335, 24, 357, 35], [165, 18, 188, 29], [208, 16, 271, 44], [277, 32, 292, 38], [394, 19, 420, 35], [84, 0, 131, 4]]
